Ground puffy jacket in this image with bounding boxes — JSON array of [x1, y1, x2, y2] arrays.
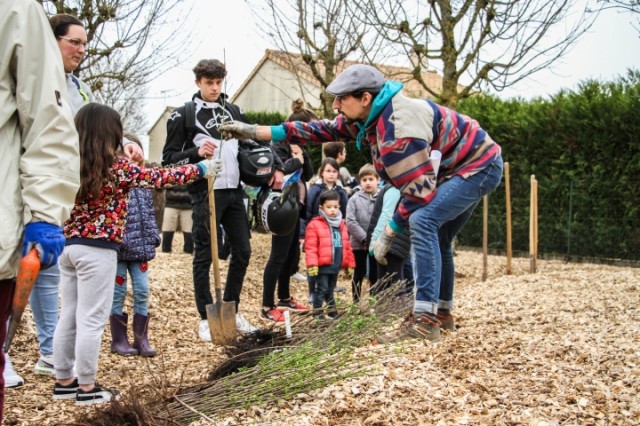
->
[[118, 189, 161, 262], [346, 187, 378, 250], [164, 184, 191, 210], [305, 216, 355, 270], [0, 0, 80, 279], [302, 181, 349, 239]]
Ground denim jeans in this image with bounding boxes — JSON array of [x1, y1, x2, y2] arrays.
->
[[29, 263, 60, 356], [409, 157, 503, 315], [112, 261, 150, 316], [191, 188, 251, 319]]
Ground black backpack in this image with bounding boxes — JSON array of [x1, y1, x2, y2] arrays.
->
[[184, 101, 275, 187]]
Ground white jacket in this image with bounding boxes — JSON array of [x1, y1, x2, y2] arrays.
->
[[0, 0, 81, 279]]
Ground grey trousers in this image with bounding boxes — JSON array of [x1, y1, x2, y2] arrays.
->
[[53, 245, 117, 385]]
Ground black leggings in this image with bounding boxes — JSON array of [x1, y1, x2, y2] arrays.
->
[[262, 220, 300, 308]]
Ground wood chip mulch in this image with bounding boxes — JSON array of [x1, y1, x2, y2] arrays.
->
[[4, 232, 639, 425]]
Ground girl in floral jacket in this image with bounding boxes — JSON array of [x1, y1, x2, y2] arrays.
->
[[52, 103, 220, 406]]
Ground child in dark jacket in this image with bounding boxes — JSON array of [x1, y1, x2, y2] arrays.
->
[[305, 190, 355, 319], [110, 135, 161, 357]]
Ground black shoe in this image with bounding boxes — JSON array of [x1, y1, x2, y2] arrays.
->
[[53, 378, 79, 400], [75, 383, 121, 406]]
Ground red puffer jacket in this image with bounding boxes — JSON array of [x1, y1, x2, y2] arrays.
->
[[305, 216, 356, 269]]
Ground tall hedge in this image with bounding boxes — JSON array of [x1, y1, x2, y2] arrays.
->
[[456, 70, 640, 260]]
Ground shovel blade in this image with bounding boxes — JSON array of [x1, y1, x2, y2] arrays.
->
[[221, 300, 237, 340], [205, 303, 227, 345]]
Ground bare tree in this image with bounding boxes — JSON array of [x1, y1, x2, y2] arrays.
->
[[597, 0, 640, 34], [39, 0, 193, 132], [246, 0, 383, 117], [353, 0, 599, 107]]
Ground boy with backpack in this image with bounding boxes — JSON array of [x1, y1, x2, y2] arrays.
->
[[161, 59, 284, 341]]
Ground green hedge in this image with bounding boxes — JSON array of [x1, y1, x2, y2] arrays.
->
[[456, 70, 640, 261]]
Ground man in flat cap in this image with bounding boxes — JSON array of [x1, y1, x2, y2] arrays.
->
[[220, 63, 503, 342]]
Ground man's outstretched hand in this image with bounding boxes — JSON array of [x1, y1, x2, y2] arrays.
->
[[219, 121, 257, 140]]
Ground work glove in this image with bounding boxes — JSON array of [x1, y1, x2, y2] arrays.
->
[[373, 231, 394, 266], [197, 158, 223, 179], [219, 121, 257, 140], [307, 266, 319, 277], [23, 222, 66, 269]]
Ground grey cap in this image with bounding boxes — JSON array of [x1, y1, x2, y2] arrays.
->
[[326, 64, 384, 96]]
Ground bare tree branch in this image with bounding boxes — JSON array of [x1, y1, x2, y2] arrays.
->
[[352, 0, 600, 107]]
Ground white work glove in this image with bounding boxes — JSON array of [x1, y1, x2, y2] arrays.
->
[[197, 158, 223, 179], [219, 121, 257, 140], [373, 231, 394, 266]]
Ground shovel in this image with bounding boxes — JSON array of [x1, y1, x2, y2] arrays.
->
[[4, 248, 41, 353], [204, 157, 237, 344]]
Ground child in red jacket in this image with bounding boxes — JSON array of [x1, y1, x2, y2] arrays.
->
[[305, 190, 355, 319]]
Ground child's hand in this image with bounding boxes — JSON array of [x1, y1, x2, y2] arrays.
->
[[308, 266, 318, 277], [347, 268, 354, 277]]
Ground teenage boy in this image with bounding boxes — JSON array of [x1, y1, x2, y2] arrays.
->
[[162, 59, 283, 341]]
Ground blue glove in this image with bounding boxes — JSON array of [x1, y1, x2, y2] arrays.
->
[[23, 222, 66, 269]]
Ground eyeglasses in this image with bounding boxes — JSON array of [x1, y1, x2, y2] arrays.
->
[[58, 37, 88, 48]]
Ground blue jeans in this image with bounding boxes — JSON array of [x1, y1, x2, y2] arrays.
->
[[29, 264, 59, 356], [409, 157, 503, 315], [313, 273, 337, 315], [111, 261, 150, 316]]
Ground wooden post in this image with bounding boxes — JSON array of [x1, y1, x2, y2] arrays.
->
[[529, 175, 538, 273], [504, 162, 512, 275], [482, 195, 488, 281]]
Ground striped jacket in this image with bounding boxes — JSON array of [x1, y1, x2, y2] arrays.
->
[[274, 83, 501, 229]]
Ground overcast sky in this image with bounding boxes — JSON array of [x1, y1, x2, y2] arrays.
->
[[145, 1, 640, 127]]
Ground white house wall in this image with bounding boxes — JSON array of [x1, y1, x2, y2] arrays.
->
[[234, 59, 322, 114]]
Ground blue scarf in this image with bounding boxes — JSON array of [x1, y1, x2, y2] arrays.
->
[[355, 81, 404, 150]]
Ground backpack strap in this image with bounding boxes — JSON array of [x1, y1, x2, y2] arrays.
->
[[183, 101, 197, 143]]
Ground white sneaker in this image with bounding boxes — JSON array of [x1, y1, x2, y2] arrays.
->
[[292, 272, 307, 282], [34, 355, 55, 376], [198, 320, 212, 342], [4, 353, 24, 388], [236, 314, 258, 334]]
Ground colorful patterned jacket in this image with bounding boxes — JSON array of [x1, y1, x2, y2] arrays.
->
[[64, 157, 202, 251], [271, 81, 501, 231]]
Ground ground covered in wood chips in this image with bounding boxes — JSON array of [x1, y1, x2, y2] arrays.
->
[[4, 232, 639, 425]]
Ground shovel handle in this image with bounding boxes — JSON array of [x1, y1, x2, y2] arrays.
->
[[207, 158, 221, 294]]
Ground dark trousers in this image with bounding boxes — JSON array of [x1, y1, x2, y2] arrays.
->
[[313, 273, 337, 315], [262, 220, 299, 308], [0, 278, 16, 423], [375, 253, 407, 295], [191, 188, 251, 319], [351, 249, 378, 303]]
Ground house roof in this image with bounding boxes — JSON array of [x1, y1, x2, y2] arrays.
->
[[231, 49, 452, 103]]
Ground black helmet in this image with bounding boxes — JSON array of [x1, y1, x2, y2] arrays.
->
[[257, 183, 300, 236], [237, 139, 275, 187]]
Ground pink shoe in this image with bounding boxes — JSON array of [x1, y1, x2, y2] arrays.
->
[[277, 297, 310, 313]]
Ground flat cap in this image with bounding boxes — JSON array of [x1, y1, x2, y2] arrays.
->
[[326, 64, 384, 96]]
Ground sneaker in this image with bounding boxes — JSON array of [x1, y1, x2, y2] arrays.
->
[[4, 353, 24, 388], [236, 313, 258, 334], [326, 310, 340, 320], [34, 355, 55, 376], [75, 383, 120, 406], [335, 286, 346, 293], [436, 311, 456, 331], [292, 272, 307, 282], [411, 313, 442, 342], [260, 308, 286, 323], [277, 297, 310, 313], [199, 319, 212, 342], [53, 378, 79, 400]]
